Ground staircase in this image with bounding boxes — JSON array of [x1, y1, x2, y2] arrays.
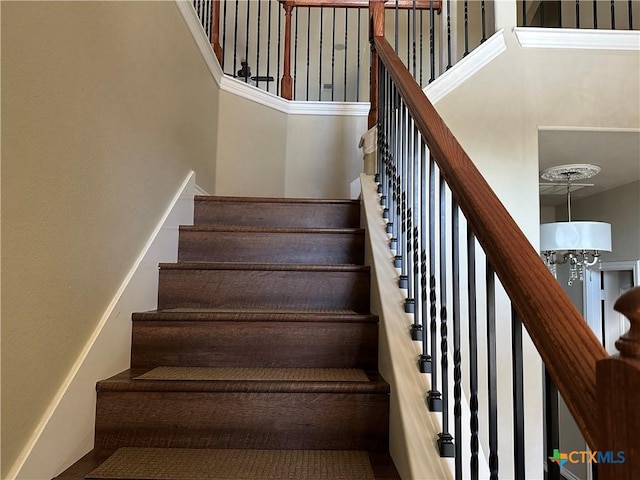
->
[[55, 196, 401, 480]]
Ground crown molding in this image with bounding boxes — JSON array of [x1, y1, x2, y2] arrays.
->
[[424, 29, 507, 104]]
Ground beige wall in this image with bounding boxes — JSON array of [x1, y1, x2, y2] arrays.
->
[[214, 91, 288, 197], [1, 1, 218, 477], [214, 91, 367, 199], [285, 114, 366, 198]]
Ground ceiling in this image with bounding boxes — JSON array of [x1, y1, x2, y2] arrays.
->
[[538, 129, 640, 206]]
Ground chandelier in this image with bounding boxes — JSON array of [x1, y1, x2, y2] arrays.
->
[[539, 164, 612, 285]]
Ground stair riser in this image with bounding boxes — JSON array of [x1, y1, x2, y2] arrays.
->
[[194, 201, 360, 228], [95, 391, 389, 451], [178, 231, 365, 264], [131, 321, 378, 369], [157, 269, 370, 312]]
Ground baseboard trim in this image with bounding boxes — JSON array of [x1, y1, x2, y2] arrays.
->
[[8, 171, 196, 480]]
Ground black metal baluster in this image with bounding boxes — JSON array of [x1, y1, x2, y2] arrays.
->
[[611, 0, 616, 29], [395, 0, 400, 53], [429, 0, 436, 83], [277, 1, 282, 96], [559, 0, 563, 27], [464, 1, 470, 56], [233, 0, 239, 79], [629, 0, 633, 30], [419, 141, 431, 372], [256, 0, 262, 89], [545, 369, 561, 480], [576, 0, 581, 28], [512, 306, 525, 480], [306, 7, 311, 100], [405, 120, 414, 312], [294, 6, 299, 98], [389, 88, 399, 250], [398, 100, 408, 283], [467, 228, 479, 480], [222, 0, 228, 70], [541, 0, 546, 26], [486, 261, 499, 480], [412, 0, 417, 78], [408, 121, 420, 320], [343, 9, 348, 101], [452, 201, 462, 478], [244, 1, 250, 82], [437, 175, 454, 457], [427, 155, 442, 412], [522, 0, 527, 26], [446, 0, 452, 69], [267, 0, 272, 95], [419, 9, 424, 85], [356, 9, 361, 101], [318, 8, 323, 100], [481, 0, 487, 42], [407, 9, 411, 69], [331, 8, 336, 101]]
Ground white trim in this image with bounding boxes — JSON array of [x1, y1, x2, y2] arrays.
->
[[195, 183, 210, 196], [424, 29, 507, 104], [514, 27, 640, 51], [539, 126, 640, 133], [220, 74, 369, 116], [8, 172, 196, 480], [599, 260, 640, 285]]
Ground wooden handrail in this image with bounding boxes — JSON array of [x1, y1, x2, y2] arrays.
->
[[371, 31, 608, 450], [211, 1, 223, 64], [283, 0, 441, 9]]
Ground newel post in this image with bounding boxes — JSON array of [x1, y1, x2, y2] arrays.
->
[[596, 286, 640, 479], [368, 0, 385, 129], [211, 0, 223, 64], [280, 1, 294, 100]]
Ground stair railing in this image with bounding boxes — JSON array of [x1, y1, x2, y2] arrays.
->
[[368, 1, 638, 478], [519, 0, 639, 29]]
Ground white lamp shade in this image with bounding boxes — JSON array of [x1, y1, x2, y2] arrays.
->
[[540, 221, 612, 252]]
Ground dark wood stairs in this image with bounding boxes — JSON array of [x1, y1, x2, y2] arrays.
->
[[55, 196, 401, 480]]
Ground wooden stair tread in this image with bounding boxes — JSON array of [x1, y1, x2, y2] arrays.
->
[[97, 368, 389, 394], [195, 196, 360, 205], [132, 309, 378, 323], [159, 262, 370, 272], [180, 225, 364, 234], [53, 449, 401, 480]]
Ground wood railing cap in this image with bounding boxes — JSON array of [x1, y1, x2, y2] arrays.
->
[[280, 0, 442, 10], [614, 286, 640, 359]]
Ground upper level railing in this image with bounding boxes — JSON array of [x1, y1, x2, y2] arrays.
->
[[369, 1, 639, 478], [193, 0, 495, 101], [519, 0, 639, 29]]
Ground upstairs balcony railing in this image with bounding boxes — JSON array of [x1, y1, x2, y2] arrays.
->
[[193, 0, 495, 101], [519, 0, 639, 29]]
